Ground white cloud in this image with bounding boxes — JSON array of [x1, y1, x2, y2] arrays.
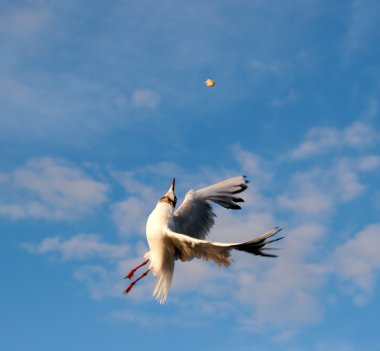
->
[[232, 144, 274, 188], [112, 197, 148, 237], [110, 170, 158, 237], [23, 233, 133, 301], [235, 223, 326, 329], [213, 210, 277, 245], [291, 127, 339, 159], [0, 157, 108, 220], [74, 265, 126, 301], [291, 121, 377, 159], [276, 169, 333, 216], [22, 234, 129, 261], [343, 121, 376, 148], [111, 170, 158, 199], [356, 155, 380, 171], [278, 186, 331, 216], [332, 223, 380, 300], [172, 260, 225, 295], [335, 160, 365, 202], [277, 156, 371, 217]]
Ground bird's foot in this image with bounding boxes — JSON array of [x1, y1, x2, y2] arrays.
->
[[123, 268, 151, 296], [124, 259, 150, 280], [123, 283, 134, 294], [124, 270, 135, 280]]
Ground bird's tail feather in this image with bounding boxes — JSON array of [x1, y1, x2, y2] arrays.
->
[[233, 227, 284, 257], [152, 260, 174, 304]]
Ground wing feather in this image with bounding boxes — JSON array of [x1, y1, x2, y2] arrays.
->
[[166, 227, 283, 267], [166, 228, 235, 267], [173, 176, 248, 239]]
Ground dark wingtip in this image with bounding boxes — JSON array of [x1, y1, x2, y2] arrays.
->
[[259, 252, 278, 258], [232, 184, 248, 194], [235, 227, 285, 257], [233, 197, 244, 203]]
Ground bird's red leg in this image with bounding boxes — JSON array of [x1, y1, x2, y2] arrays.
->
[[124, 268, 151, 295], [124, 259, 149, 280]]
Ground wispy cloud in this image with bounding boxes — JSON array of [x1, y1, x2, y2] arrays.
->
[[278, 182, 332, 216], [73, 264, 127, 301], [22, 234, 129, 261], [232, 144, 274, 189], [331, 223, 380, 304], [233, 223, 327, 330], [0, 157, 108, 220], [277, 153, 378, 217], [290, 121, 378, 159], [110, 170, 158, 237], [22, 233, 132, 301], [356, 155, 380, 171], [112, 198, 149, 237]]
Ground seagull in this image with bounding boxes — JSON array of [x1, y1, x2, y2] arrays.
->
[[124, 176, 283, 303]]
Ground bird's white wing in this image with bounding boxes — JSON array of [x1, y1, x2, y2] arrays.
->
[[166, 227, 283, 268], [173, 176, 248, 239], [166, 228, 236, 267]]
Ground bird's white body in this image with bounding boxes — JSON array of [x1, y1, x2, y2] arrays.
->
[[146, 201, 175, 264], [145, 202, 177, 302], [124, 176, 283, 304]]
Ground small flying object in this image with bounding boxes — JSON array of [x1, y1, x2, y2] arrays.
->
[[205, 78, 216, 87], [124, 176, 284, 304]]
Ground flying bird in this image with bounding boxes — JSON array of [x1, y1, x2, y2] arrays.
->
[[124, 176, 283, 303]]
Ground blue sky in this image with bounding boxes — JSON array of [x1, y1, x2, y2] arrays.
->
[[1, 0, 380, 350]]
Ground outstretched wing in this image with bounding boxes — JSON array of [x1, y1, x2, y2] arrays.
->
[[173, 176, 248, 239], [167, 228, 236, 267], [166, 227, 283, 267]]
